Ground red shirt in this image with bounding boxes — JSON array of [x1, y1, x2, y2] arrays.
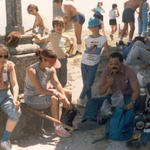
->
[[100, 64, 139, 95]]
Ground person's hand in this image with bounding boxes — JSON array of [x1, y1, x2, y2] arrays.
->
[[63, 98, 72, 110], [125, 102, 134, 110], [56, 92, 72, 110], [106, 75, 114, 87], [65, 52, 70, 58], [13, 100, 20, 110], [31, 33, 37, 38]]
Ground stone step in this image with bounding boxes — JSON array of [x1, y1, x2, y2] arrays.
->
[[0, 34, 33, 45]]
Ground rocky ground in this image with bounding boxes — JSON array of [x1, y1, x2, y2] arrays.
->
[[2, 31, 150, 150]]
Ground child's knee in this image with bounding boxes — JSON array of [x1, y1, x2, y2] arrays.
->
[[8, 108, 22, 122]]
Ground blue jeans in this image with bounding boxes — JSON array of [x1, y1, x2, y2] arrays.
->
[[80, 63, 98, 100], [138, 11, 148, 36], [82, 95, 144, 121], [0, 89, 21, 122]]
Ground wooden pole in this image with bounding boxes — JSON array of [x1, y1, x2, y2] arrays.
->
[[22, 103, 73, 131]]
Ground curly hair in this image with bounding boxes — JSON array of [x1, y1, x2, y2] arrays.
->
[[27, 4, 39, 12], [0, 44, 10, 58]]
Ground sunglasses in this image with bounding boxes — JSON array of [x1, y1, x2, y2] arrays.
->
[[0, 55, 8, 59]]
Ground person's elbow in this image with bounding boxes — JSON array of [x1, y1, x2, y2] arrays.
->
[[12, 82, 19, 93], [133, 87, 140, 99]]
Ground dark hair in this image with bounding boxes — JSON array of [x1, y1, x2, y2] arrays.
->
[[36, 48, 57, 61], [112, 4, 117, 9], [52, 16, 64, 28], [109, 52, 123, 62], [0, 44, 10, 58], [97, 2, 103, 6], [53, 0, 63, 3], [27, 4, 38, 12]]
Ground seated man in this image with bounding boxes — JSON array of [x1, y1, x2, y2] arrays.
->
[[24, 48, 74, 137], [78, 52, 140, 131]]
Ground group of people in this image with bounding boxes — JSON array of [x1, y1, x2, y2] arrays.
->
[[1, 0, 150, 149]]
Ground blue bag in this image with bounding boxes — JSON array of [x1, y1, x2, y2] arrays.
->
[[106, 107, 135, 141]]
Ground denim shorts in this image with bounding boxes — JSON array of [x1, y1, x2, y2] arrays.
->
[[122, 8, 135, 23], [0, 89, 21, 122]]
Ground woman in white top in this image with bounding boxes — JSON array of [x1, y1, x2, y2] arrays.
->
[[109, 4, 119, 40]]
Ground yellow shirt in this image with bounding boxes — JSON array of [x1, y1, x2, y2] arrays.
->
[[44, 31, 73, 59]]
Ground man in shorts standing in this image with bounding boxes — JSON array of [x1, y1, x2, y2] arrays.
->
[[53, 0, 85, 56], [119, 0, 146, 45]]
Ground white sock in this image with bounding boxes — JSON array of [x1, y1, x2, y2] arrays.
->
[[77, 44, 82, 52], [55, 125, 62, 130]]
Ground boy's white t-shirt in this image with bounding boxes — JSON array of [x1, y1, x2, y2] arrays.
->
[[81, 35, 107, 66], [109, 10, 116, 20]]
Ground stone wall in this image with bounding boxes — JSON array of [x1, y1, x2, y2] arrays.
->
[[11, 52, 38, 93]]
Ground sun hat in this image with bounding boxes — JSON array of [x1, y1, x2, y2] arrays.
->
[[88, 17, 101, 28]]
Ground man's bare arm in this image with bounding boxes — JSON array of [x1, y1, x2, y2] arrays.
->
[[139, 1, 145, 24]]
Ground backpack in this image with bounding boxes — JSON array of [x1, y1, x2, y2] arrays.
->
[[106, 107, 135, 141], [5, 31, 21, 47]]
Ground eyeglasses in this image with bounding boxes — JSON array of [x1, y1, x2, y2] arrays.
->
[[0, 55, 8, 59]]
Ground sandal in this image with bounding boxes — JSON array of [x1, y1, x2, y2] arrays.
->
[[55, 125, 71, 137]]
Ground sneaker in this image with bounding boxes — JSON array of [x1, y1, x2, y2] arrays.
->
[[0, 141, 12, 150], [78, 119, 99, 131], [55, 125, 71, 137]]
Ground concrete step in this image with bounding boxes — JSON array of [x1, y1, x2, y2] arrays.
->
[[0, 34, 33, 45]]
